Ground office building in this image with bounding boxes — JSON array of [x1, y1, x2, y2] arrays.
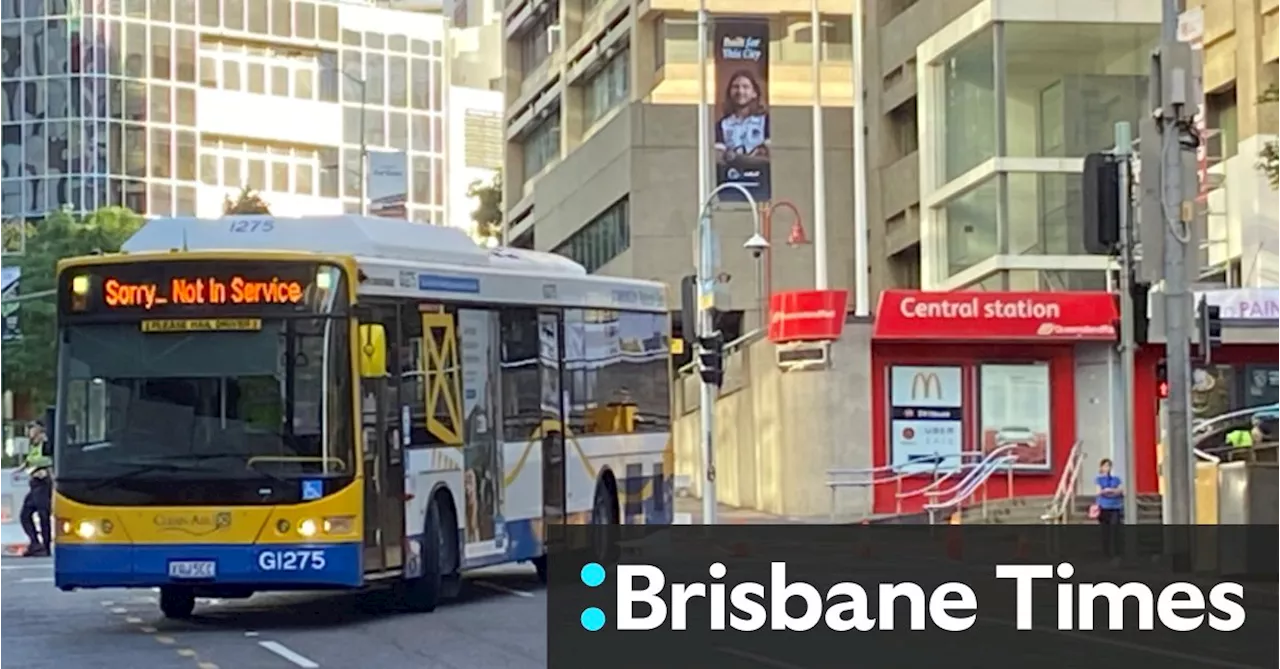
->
[[502, 0, 857, 330], [443, 0, 503, 89], [2, 0, 447, 222], [447, 84, 503, 233], [865, 0, 1168, 293], [1194, 0, 1278, 288]]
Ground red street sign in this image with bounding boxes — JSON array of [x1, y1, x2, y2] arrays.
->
[[768, 290, 849, 343], [873, 290, 1118, 341]]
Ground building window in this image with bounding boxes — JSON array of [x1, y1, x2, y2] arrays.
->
[[553, 197, 630, 273], [584, 50, 629, 127], [520, 5, 561, 75], [941, 177, 997, 278], [463, 109, 503, 170], [521, 111, 561, 181]]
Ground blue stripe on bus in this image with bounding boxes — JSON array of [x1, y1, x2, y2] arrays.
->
[[54, 542, 363, 589]]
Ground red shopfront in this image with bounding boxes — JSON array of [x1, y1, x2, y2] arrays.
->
[[869, 290, 1120, 515]]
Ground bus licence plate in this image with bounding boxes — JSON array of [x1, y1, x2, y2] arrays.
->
[[168, 560, 216, 579]]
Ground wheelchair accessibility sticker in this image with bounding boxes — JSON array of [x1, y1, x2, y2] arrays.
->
[[301, 479, 324, 501]]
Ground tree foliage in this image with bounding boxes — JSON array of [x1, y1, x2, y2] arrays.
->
[[2, 207, 144, 408], [466, 173, 502, 243], [223, 186, 272, 215], [1258, 85, 1278, 190]]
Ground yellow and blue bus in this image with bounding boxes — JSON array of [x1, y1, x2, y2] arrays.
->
[[53, 215, 674, 618]]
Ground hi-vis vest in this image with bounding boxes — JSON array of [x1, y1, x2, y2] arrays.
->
[[24, 437, 52, 470], [1226, 429, 1253, 448]]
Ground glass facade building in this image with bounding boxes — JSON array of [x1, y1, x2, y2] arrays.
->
[[2, 0, 446, 221], [916, 2, 1161, 290]]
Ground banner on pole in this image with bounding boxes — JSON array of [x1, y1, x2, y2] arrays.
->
[[713, 17, 772, 203]]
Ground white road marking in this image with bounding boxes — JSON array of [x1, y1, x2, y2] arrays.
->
[[473, 580, 534, 598], [18, 576, 52, 583], [258, 641, 320, 668], [1, 564, 49, 571], [243, 631, 260, 638]]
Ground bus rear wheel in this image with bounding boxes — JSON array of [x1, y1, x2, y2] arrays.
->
[[159, 586, 195, 620]]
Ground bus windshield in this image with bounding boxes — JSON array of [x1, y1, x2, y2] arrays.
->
[[58, 317, 352, 485]]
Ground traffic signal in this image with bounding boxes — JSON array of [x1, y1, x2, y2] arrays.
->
[[1082, 152, 1121, 255], [697, 333, 724, 388], [1156, 361, 1169, 399], [1197, 299, 1222, 364], [1131, 280, 1151, 345]]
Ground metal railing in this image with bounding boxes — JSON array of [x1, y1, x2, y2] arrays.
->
[[919, 445, 1022, 525], [1040, 440, 1086, 524], [825, 448, 1023, 522], [825, 452, 990, 520]]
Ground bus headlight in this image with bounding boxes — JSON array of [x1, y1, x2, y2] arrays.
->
[[75, 521, 98, 539], [297, 519, 318, 537]]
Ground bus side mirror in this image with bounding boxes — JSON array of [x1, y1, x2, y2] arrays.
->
[[358, 323, 387, 378]]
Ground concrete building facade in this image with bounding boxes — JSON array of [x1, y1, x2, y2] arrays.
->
[[1193, 0, 1279, 288], [501, 0, 858, 331], [865, 0, 1162, 293], [2, 0, 447, 222]]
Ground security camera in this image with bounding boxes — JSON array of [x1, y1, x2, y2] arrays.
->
[[743, 233, 770, 258]]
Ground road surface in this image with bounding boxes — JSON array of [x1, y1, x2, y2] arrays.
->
[[1, 556, 546, 669]]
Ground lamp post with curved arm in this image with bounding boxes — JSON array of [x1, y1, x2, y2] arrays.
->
[[694, 181, 766, 525], [755, 199, 810, 322]]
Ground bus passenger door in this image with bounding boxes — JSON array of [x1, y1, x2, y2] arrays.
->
[[538, 311, 567, 527], [356, 306, 405, 573]]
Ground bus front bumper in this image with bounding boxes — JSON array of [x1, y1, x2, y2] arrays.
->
[[54, 542, 363, 590]]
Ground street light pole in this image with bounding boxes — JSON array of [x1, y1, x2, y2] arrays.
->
[[696, 182, 766, 525]]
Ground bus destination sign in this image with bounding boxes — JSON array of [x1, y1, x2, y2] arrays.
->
[[61, 260, 342, 319], [105, 275, 305, 310]]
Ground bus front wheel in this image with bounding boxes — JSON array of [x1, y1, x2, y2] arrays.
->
[[159, 586, 196, 620], [401, 499, 455, 612]]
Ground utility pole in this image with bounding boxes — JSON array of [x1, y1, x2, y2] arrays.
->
[[1155, 0, 1198, 527], [1113, 121, 1139, 527], [695, 0, 716, 525]]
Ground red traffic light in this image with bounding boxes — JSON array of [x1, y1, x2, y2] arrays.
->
[[1158, 380, 1169, 399]]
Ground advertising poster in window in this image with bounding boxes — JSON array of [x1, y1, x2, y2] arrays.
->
[[713, 17, 771, 202], [979, 363, 1051, 469], [367, 150, 408, 219], [458, 309, 504, 554], [889, 366, 965, 473]]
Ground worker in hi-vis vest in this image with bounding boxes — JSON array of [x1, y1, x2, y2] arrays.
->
[[20, 421, 54, 557]]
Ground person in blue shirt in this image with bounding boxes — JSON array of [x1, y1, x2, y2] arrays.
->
[[1094, 458, 1124, 558]]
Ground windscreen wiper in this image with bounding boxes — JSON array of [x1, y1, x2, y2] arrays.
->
[[83, 461, 202, 491]]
